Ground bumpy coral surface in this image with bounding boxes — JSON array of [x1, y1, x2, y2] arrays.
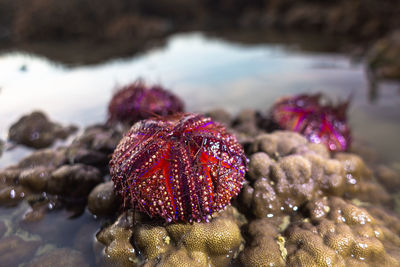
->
[[110, 113, 247, 222], [270, 94, 351, 151], [241, 131, 391, 218], [107, 81, 184, 125], [95, 206, 245, 267], [285, 197, 400, 266]]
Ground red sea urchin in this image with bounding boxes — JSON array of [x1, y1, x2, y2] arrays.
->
[[109, 113, 247, 223], [107, 81, 184, 125], [271, 94, 351, 151]]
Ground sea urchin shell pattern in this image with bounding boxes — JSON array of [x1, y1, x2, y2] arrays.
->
[[109, 113, 247, 223], [107, 81, 184, 125], [271, 94, 351, 151]]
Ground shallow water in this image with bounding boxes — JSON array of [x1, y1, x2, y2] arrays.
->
[[0, 32, 399, 265]]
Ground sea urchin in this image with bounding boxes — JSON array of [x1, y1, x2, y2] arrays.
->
[[270, 94, 351, 151], [109, 113, 247, 223], [107, 81, 184, 125]]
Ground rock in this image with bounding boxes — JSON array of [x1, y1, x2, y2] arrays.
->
[[0, 235, 41, 266], [232, 109, 260, 136], [0, 220, 6, 238], [0, 139, 4, 157], [205, 109, 232, 126], [376, 165, 400, 193], [105, 15, 171, 40], [19, 167, 52, 192], [48, 164, 103, 197], [0, 185, 27, 206], [88, 181, 117, 216], [26, 248, 89, 267], [8, 111, 77, 149], [17, 148, 67, 169], [67, 125, 122, 169], [368, 31, 400, 80]]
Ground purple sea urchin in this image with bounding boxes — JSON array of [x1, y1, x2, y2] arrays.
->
[[109, 113, 247, 223], [270, 94, 351, 151], [107, 81, 184, 125]]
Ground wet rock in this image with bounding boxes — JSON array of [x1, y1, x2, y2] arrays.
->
[[67, 125, 122, 169], [88, 181, 117, 216], [0, 185, 27, 206], [0, 220, 6, 238], [205, 109, 232, 126], [19, 167, 52, 192], [376, 165, 400, 193], [232, 109, 260, 136], [26, 247, 89, 267], [0, 235, 41, 266], [0, 138, 4, 157], [105, 15, 171, 40], [8, 111, 77, 149], [94, 211, 138, 267], [368, 31, 400, 80], [48, 164, 103, 197], [17, 148, 67, 169]]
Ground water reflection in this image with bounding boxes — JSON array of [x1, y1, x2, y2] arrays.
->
[[0, 32, 399, 166]]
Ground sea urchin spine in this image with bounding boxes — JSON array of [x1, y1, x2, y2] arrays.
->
[[110, 113, 247, 223]]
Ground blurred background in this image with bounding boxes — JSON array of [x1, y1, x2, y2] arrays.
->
[[0, 0, 399, 165]]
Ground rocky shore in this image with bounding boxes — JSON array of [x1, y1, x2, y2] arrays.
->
[[0, 109, 399, 266], [0, 0, 399, 78]]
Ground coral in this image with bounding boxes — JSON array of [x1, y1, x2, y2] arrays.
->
[[8, 111, 77, 149], [137, 206, 245, 266], [110, 113, 247, 222], [270, 94, 351, 151], [241, 131, 391, 218], [239, 218, 286, 267], [94, 211, 138, 267], [107, 81, 184, 125], [285, 197, 400, 266]]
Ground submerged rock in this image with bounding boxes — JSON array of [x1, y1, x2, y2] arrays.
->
[[26, 247, 89, 267], [0, 235, 41, 266], [8, 111, 77, 149], [0, 139, 4, 157], [368, 31, 400, 80]]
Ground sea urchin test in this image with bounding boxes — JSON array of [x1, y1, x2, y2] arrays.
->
[[271, 94, 351, 151], [107, 81, 184, 125], [109, 113, 247, 223]]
